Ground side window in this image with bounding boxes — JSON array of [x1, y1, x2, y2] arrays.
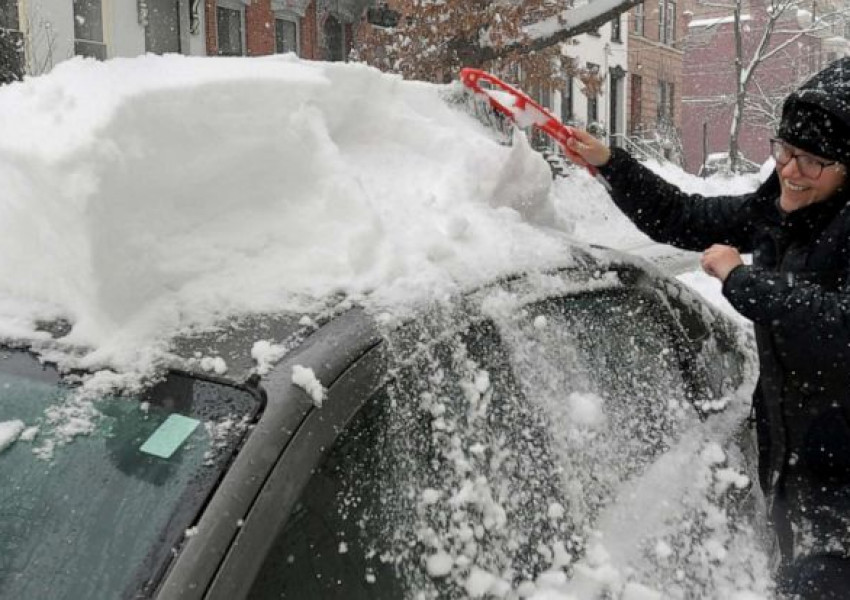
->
[[246, 387, 404, 600], [246, 282, 734, 598], [248, 315, 568, 598], [511, 287, 700, 466]]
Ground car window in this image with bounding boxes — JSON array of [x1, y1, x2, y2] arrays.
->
[[248, 284, 717, 598], [248, 312, 565, 599], [0, 350, 260, 599]]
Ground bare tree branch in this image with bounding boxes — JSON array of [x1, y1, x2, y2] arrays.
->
[[450, 0, 644, 66]]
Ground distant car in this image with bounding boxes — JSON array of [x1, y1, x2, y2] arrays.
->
[[0, 243, 755, 600], [698, 151, 761, 177]]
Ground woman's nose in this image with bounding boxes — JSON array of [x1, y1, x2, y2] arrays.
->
[[780, 156, 803, 178]]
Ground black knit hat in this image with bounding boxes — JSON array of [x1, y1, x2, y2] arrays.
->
[[777, 99, 850, 164]]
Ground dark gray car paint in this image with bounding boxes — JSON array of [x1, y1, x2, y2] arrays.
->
[[154, 308, 383, 599]]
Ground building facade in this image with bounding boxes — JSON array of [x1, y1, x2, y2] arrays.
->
[[553, 17, 630, 150], [681, 0, 850, 174], [624, 0, 686, 163], [2, 0, 367, 78]]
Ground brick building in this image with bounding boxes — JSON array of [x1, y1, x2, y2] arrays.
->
[[206, 0, 366, 60], [625, 0, 687, 162], [681, 0, 850, 174], [2, 0, 370, 79]]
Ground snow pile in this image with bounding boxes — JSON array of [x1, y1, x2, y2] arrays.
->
[[0, 54, 569, 374]]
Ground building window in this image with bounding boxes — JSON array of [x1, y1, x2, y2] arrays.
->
[[657, 79, 675, 126], [217, 4, 244, 56], [588, 95, 599, 125], [630, 74, 643, 134], [275, 17, 298, 55], [609, 66, 625, 145], [145, 0, 182, 55], [73, 0, 107, 60], [562, 77, 574, 124], [586, 62, 600, 125], [0, 0, 19, 31], [611, 14, 622, 42], [0, 0, 23, 84], [632, 3, 644, 36], [323, 14, 345, 61], [658, 0, 676, 44]]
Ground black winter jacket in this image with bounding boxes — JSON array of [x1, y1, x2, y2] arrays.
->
[[599, 148, 850, 558]]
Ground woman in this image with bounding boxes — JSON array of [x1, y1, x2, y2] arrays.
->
[[566, 58, 850, 598]]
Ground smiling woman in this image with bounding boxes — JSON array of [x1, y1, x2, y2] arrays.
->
[[770, 136, 848, 213]]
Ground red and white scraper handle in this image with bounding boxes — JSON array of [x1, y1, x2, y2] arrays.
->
[[459, 68, 598, 176]]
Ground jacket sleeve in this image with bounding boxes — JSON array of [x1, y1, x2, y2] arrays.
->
[[723, 264, 850, 346], [598, 148, 758, 252]]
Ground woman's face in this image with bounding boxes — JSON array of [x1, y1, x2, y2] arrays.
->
[[775, 142, 847, 212]]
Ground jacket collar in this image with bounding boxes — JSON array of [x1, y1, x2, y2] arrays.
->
[[775, 184, 850, 242]]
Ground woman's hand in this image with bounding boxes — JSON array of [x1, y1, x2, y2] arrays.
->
[[564, 128, 612, 167], [701, 244, 743, 282]]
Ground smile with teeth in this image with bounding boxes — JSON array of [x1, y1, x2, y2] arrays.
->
[[785, 180, 808, 191]]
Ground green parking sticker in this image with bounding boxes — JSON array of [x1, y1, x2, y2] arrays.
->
[[140, 414, 201, 459]]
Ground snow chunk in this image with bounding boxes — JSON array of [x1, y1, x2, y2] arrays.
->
[[251, 340, 287, 376], [421, 488, 442, 505], [700, 442, 727, 465], [714, 467, 751, 493], [19, 426, 39, 442], [567, 391, 606, 427], [465, 566, 507, 597], [426, 551, 453, 577], [291, 364, 326, 407], [622, 581, 662, 600], [199, 355, 227, 375], [0, 419, 25, 453]]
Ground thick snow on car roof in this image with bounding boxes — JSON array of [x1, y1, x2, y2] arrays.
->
[[0, 54, 762, 378], [0, 55, 576, 373]]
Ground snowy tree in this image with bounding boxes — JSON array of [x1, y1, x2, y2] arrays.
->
[[686, 0, 850, 172], [353, 0, 640, 87]]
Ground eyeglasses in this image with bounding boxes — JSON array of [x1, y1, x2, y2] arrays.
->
[[770, 138, 839, 179]]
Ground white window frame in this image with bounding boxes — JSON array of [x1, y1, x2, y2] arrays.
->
[[216, 0, 246, 56], [273, 11, 299, 56]]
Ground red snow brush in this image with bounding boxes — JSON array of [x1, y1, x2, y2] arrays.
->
[[459, 68, 597, 175]]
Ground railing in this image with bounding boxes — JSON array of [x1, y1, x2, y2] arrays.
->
[[609, 133, 671, 164]]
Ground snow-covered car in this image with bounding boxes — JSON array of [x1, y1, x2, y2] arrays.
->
[[0, 55, 771, 599], [0, 246, 766, 600]]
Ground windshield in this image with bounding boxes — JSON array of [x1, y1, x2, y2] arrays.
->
[[0, 349, 260, 599]]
